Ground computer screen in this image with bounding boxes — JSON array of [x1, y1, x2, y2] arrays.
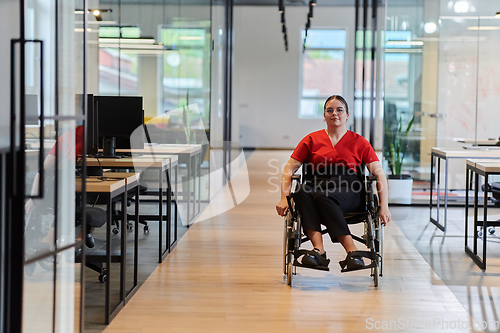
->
[[87, 94, 98, 155], [26, 94, 39, 126], [94, 96, 144, 150]]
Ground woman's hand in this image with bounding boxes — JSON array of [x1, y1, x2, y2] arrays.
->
[[379, 206, 391, 226], [276, 198, 289, 217]]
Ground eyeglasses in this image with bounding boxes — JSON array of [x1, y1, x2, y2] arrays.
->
[[325, 109, 345, 115]]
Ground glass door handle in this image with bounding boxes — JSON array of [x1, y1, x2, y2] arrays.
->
[[10, 39, 44, 199]]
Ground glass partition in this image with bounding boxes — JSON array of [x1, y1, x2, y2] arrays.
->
[[384, 0, 500, 196]]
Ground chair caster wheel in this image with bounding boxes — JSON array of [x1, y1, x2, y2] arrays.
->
[[489, 228, 495, 235], [99, 270, 107, 283], [144, 225, 150, 233], [477, 230, 483, 238], [126, 223, 133, 231], [112, 228, 120, 235]]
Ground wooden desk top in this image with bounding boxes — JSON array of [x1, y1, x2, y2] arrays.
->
[[144, 143, 202, 154], [467, 159, 500, 173], [457, 139, 499, 146], [103, 172, 140, 187], [432, 147, 500, 158], [76, 177, 125, 193], [87, 155, 176, 169], [115, 144, 201, 156]]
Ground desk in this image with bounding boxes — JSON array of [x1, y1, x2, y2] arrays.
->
[[87, 155, 177, 262], [429, 148, 500, 232], [457, 139, 499, 146], [465, 159, 500, 269], [117, 144, 202, 225], [102, 172, 140, 303], [77, 176, 129, 324]]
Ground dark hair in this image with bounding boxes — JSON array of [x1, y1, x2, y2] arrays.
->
[[323, 95, 349, 115]]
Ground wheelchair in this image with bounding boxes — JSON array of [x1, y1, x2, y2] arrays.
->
[[283, 166, 384, 287]]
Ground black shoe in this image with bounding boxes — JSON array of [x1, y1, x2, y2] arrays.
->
[[301, 248, 328, 267], [339, 251, 365, 271]]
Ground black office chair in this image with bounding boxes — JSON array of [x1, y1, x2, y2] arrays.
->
[[283, 165, 383, 287], [86, 181, 150, 234], [75, 206, 109, 282]]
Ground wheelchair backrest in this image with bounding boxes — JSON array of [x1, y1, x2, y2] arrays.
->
[[299, 163, 376, 211]]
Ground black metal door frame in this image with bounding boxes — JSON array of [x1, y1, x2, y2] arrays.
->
[[3, 1, 88, 331], [353, 0, 378, 146]]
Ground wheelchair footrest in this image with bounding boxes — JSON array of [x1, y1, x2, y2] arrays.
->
[[293, 249, 330, 271], [339, 250, 378, 273]]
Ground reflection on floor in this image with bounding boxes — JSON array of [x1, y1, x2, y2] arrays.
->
[[101, 151, 490, 333], [393, 205, 500, 331], [83, 199, 191, 332]]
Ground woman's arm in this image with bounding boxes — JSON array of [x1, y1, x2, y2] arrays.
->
[[276, 158, 303, 216], [366, 161, 391, 226]]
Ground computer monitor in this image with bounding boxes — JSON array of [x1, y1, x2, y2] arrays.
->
[[75, 94, 99, 156], [26, 94, 39, 126], [86, 94, 98, 156], [94, 96, 144, 157]]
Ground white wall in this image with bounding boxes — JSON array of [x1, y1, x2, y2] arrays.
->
[[232, 6, 356, 149]]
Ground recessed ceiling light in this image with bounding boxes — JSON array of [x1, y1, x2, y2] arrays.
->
[[454, 1, 469, 13], [467, 26, 500, 30]]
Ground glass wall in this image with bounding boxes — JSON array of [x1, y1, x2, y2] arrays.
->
[[97, 0, 212, 219], [384, 0, 500, 189], [22, 0, 85, 331]]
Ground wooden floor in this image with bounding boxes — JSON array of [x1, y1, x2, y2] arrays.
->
[[104, 151, 480, 333]]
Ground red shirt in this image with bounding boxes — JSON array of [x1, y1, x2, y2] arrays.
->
[[291, 130, 378, 171], [48, 126, 84, 160]]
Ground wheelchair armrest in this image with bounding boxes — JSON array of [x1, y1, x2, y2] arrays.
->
[[367, 175, 378, 181], [292, 175, 301, 181]]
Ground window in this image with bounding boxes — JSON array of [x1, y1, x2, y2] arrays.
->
[[98, 26, 141, 95], [300, 30, 347, 118]]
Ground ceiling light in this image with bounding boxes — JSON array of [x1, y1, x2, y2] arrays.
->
[[495, 12, 500, 18], [93, 10, 100, 16], [454, 1, 469, 13], [386, 41, 424, 46], [467, 26, 500, 30], [99, 38, 157, 44], [424, 22, 437, 34], [179, 36, 203, 40]]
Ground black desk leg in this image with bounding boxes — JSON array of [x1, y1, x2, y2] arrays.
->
[[474, 172, 479, 256], [120, 191, 126, 305], [175, 165, 178, 245], [430, 154, 434, 220], [187, 154, 192, 225], [158, 168, 164, 263], [465, 167, 469, 248], [198, 152, 201, 215], [134, 185, 139, 287], [483, 174, 488, 269], [105, 195, 112, 324], [166, 167, 171, 254]]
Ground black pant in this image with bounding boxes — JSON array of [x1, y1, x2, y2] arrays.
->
[[292, 182, 365, 243]]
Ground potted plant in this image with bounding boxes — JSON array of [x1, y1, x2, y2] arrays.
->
[[384, 114, 415, 204]]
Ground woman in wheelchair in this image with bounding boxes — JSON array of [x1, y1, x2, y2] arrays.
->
[[276, 95, 391, 272]]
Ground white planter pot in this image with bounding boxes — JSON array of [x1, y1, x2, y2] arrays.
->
[[387, 177, 413, 205]]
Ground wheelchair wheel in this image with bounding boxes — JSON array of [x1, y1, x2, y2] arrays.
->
[[366, 214, 380, 287], [372, 263, 379, 287], [287, 261, 293, 286], [283, 216, 289, 274]]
